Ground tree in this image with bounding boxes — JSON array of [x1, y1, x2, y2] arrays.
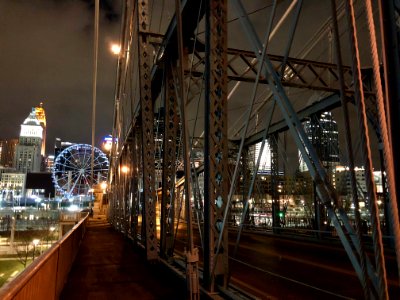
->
[[13, 236, 34, 269]]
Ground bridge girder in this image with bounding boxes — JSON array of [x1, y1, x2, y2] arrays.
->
[[107, 1, 400, 298]]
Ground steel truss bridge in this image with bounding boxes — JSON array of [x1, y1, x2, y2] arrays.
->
[[107, 1, 400, 299]]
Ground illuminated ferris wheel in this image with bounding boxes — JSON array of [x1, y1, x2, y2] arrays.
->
[[52, 144, 109, 198]]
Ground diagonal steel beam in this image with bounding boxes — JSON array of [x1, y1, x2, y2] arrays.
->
[[242, 93, 341, 146], [231, 0, 375, 289]]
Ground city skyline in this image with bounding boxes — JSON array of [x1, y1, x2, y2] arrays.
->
[[0, 1, 122, 154]]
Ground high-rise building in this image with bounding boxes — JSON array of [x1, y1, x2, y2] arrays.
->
[[333, 166, 383, 195], [0, 139, 18, 167], [250, 142, 272, 172], [299, 112, 340, 172], [34, 102, 46, 156], [14, 109, 43, 173], [45, 155, 55, 172], [0, 173, 26, 205], [54, 138, 73, 158]]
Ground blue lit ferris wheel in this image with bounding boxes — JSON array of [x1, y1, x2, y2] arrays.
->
[[52, 144, 109, 198]]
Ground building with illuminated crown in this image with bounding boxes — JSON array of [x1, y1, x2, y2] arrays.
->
[[34, 102, 46, 156], [14, 109, 43, 173]]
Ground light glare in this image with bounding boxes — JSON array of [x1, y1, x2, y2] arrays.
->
[[111, 44, 121, 55]]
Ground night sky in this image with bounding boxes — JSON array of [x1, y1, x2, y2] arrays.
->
[[0, 1, 381, 168], [0, 0, 122, 155]]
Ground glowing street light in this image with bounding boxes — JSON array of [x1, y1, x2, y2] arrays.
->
[[121, 165, 129, 174], [49, 227, 56, 246], [103, 141, 112, 152], [111, 44, 121, 55], [100, 182, 107, 190], [32, 239, 40, 260]]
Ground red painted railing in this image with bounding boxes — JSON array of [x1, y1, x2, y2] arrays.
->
[[0, 213, 89, 300]]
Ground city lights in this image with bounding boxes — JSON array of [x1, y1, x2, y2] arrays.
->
[[121, 165, 129, 174], [102, 135, 113, 153], [100, 182, 107, 190], [111, 44, 121, 55]]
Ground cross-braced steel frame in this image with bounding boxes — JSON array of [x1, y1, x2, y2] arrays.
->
[[107, 1, 400, 298]]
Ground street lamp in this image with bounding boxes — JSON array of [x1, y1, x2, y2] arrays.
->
[[111, 44, 121, 55], [35, 198, 41, 210], [49, 227, 56, 246], [32, 239, 40, 260], [121, 165, 129, 174], [102, 135, 114, 158]]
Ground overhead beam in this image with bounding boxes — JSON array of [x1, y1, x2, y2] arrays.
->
[[190, 46, 375, 95]]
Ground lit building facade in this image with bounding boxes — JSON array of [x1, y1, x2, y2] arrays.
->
[[299, 112, 340, 173], [14, 109, 43, 173], [45, 155, 55, 172], [334, 166, 383, 197], [54, 138, 74, 158], [34, 102, 46, 156], [0, 167, 15, 180], [250, 141, 272, 172], [0, 139, 18, 168], [0, 173, 26, 206]]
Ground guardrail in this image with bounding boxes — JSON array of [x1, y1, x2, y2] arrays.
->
[[0, 213, 89, 299]]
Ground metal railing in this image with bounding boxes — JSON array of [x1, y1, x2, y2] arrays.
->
[[0, 213, 89, 300]]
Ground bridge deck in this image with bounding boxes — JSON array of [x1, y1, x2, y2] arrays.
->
[[60, 214, 186, 300]]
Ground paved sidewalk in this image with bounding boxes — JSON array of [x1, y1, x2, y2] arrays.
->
[[60, 215, 187, 300]]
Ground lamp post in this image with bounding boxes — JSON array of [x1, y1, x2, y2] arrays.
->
[[121, 165, 129, 174], [32, 239, 39, 260], [49, 226, 56, 246], [35, 198, 41, 210], [110, 44, 121, 55]]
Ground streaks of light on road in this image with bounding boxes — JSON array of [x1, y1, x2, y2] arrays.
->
[[230, 257, 355, 300], [233, 241, 356, 277], [230, 276, 277, 300]]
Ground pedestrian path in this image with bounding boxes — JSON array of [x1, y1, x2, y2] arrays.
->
[[60, 214, 187, 300]]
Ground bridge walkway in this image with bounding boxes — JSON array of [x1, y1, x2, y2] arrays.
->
[[60, 213, 186, 300]]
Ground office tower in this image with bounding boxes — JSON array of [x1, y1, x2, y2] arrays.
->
[[0, 139, 18, 167], [54, 138, 73, 158], [35, 102, 47, 156], [299, 112, 340, 172], [14, 109, 43, 173], [250, 141, 272, 172]]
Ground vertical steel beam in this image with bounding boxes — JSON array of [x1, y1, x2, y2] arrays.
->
[[174, 0, 200, 296], [160, 65, 179, 258], [121, 149, 129, 233], [270, 134, 280, 230], [130, 126, 140, 241], [309, 114, 323, 235], [379, 0, 400, 211], [344, 1, 388, 297], [124, 144, 134, 235], [231, 0, 378, 291], [206, 0, 229, 290], [137, 0, 157, 260], [204, 0, 211, 290], [280, 0, 303, 79], [241, 147, 250, 225]]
